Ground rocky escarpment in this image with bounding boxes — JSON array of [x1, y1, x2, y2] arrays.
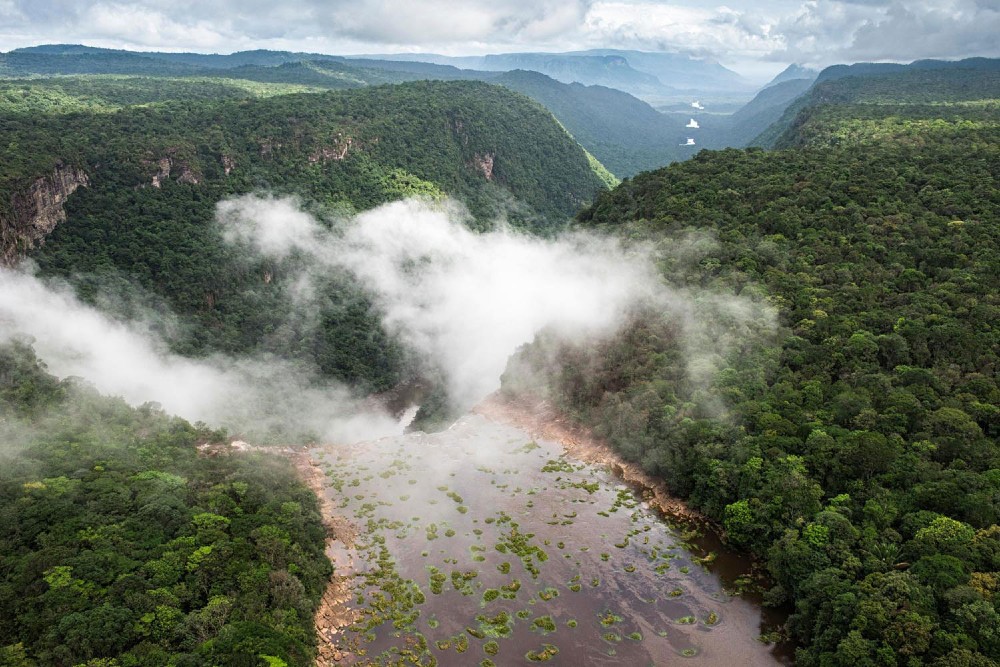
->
[[0, 163, 89, 266]]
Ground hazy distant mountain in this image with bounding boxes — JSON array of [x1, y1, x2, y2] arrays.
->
[[570, 49, 752, 92], [353, 49, 752, 101], [816, 56, 1000, 83], [494, 70, 708, 176], [764, 63, 819, 88], [710, 78, 814, 147], [753, 57, 1000, 147]]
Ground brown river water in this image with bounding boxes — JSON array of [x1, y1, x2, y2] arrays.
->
[[310, 412, 792, 666]]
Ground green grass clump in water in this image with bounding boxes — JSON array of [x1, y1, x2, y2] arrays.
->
[[498, 562, 511, 574], [600, 611, 622, 627], [477, 610, 513, 638], [484, 640, 500, 656], [481, 661, 496, 667], [567, 619, 578, 628], [428, 568, 446, 594], [603, 632, 622, 643], [677, 616, 696, 624], [525, 644, 559, 662], [501, 579, 522, 599], [517, 609, 532, 620], [451, 569, 478, 595], [532, 616, 557, 634], [706, 611, 719, 625], [454, 633, 470, 653], [538, 587, 559, 601], [483, 588, 500, 603], [627, 632, 642, 641]]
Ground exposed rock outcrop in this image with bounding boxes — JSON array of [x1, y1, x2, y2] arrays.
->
[[150, 156, 200, 187], [1, 163, 89, 266], [472, 153, 495, 180], [309, 135, 354, 164]]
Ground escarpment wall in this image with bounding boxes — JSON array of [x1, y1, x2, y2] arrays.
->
[[1, 163, 88, 266]]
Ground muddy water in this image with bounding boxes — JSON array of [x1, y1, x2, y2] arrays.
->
[[313, 414, 789, 666]]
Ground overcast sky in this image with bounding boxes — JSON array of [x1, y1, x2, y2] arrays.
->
[[0, 0, 997, 81]]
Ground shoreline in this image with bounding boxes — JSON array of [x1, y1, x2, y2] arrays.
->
[[291, 449, 360, 666], [472, 392, 712, 526]]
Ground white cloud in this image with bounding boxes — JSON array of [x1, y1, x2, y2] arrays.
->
[[0, 1, 996, 76], [581, 2, 782, 58], [772, 0, 1000, 65], [0, 265, 405, 443]]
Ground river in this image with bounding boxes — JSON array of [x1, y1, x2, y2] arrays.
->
[[309, 410, 791, 666]]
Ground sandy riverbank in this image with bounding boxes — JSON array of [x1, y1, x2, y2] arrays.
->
[[473, 392, 710, 525]]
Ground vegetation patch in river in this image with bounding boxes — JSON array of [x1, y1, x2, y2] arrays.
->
[[314, 415, 786, 665]]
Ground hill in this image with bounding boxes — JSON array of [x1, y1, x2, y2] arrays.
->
[[0, 341, 331, 666], [494, 69, 711, 177], [754, 57, 1000, 147], [507, 63, 1000, 666], [707, 78, 814, 148], [340, 48, 752, 101], [1, 80, 610, 392], [4, 45, 795, 177]]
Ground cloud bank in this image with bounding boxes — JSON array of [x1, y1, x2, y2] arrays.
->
[[1, 196, 776, 442], [0, 266, 404, 443], [220, 196, 666, 409], [1, 1, 997, 77]]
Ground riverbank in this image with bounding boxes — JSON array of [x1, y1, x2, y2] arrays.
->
[[291, 450, 360, 666], [473, 392, 710, 526]]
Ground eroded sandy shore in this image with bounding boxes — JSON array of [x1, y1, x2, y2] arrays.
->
[[473, 392, 710, 525], [292, 451, 361, 665]]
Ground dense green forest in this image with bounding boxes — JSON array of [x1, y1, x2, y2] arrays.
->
[[2, 50, 999, 666], [1, 79, 609, 392], [505, 65, 1000, 665], [0, 340, 331, 666], [754, 58, 1000, 147], [0, 45, 787, 178]]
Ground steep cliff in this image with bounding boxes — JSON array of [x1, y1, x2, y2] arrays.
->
[[1, 163, 88, 265]]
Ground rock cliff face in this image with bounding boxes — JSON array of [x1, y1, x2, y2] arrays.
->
[[1, 163, 89, 266]]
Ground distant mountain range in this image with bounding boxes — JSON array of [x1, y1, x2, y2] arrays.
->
[[11, 44, 754, 103], [355, 49, 753, 101]]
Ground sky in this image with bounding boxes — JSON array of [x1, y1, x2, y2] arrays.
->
[[0, 0, 997, 81]]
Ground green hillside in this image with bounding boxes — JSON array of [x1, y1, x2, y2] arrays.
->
[[494, 69, 696, 176], [0, 341, 330, 666], [2, 80, 609, 391], [509, 67, 1000, 665], [754, 58, 1000, 147]]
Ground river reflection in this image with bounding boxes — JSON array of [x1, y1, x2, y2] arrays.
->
[[314, 413, 791, 666]]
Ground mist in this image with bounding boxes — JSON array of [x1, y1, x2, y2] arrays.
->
[[0, 267, 403, 443], [0, 195, 774, 444], [220, 196, 676, 410]]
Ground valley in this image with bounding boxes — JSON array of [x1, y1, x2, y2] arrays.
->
[[308, 401, 788, 666], [0, 37, 997, 667]]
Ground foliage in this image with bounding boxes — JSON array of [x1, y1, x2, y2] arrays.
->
[[0, 341, 331, 666], [0, 79, 609, 391], [509, 68, 1000, 665]]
